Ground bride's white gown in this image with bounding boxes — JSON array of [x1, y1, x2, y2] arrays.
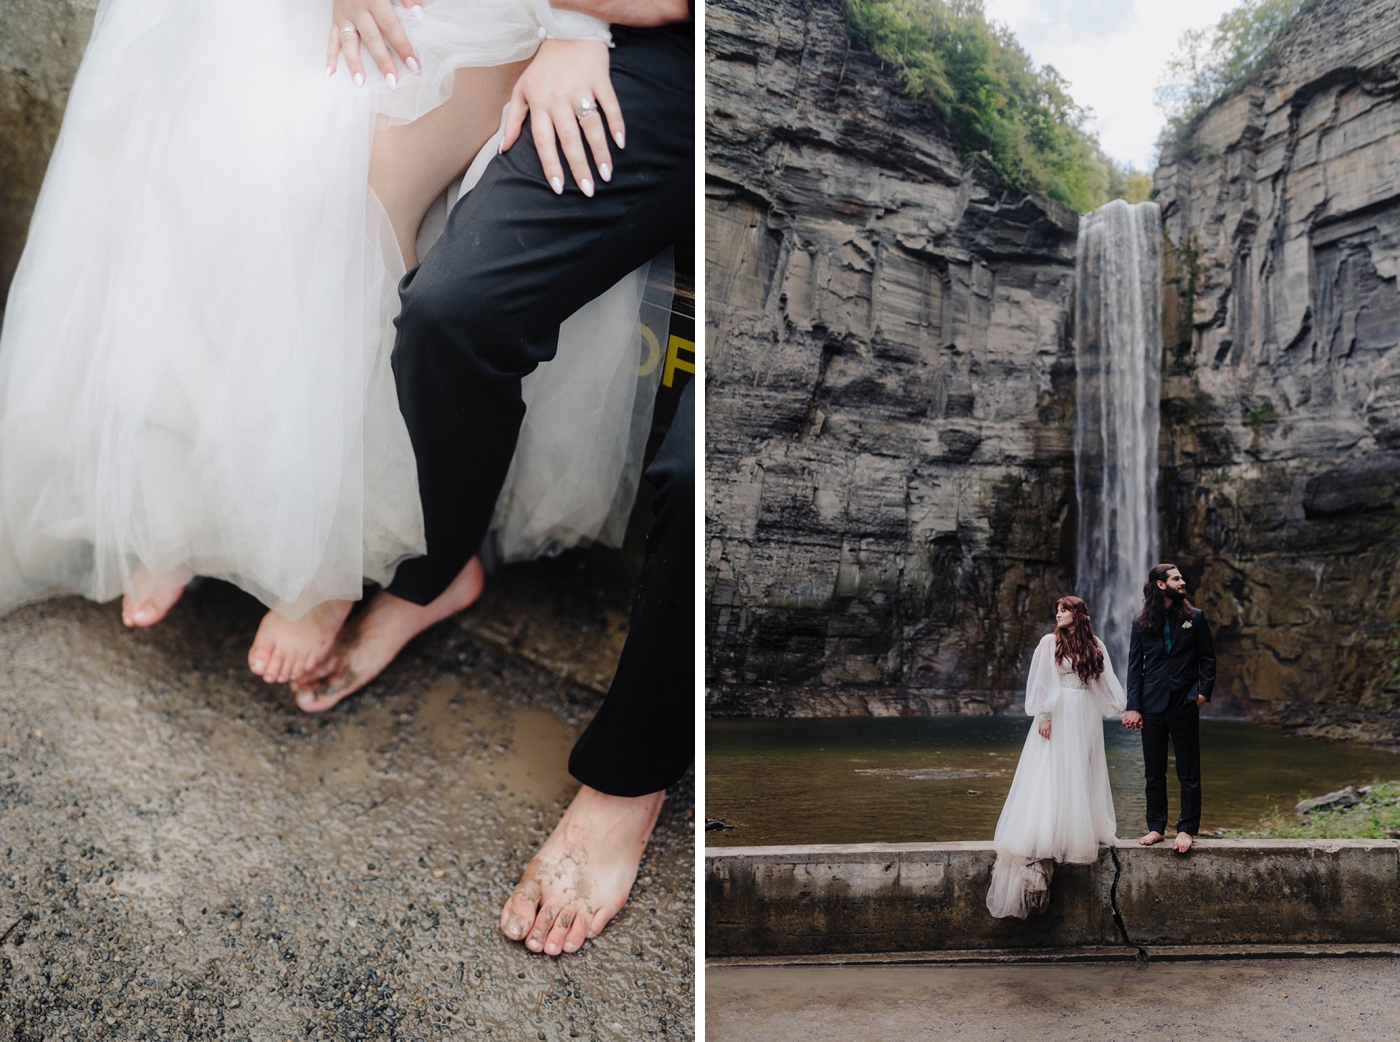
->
[[0, 0, 660, 618], [985, 633, 1126, 919]]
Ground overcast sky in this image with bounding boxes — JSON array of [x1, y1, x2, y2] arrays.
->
[[980, 0, 1243, 171]]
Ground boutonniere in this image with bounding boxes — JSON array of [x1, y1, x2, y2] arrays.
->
[[1182, 621, 1193, 630]]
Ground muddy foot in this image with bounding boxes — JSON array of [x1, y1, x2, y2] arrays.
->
[[1138, 830, 1164, 846], [248, 600, 355, 684], [289, 557, 484, 713], [500, 785, 666, 955], [121, 574, 186, 628]]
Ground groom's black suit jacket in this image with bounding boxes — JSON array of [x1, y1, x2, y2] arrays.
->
[[1126, 607, 1216, 714]]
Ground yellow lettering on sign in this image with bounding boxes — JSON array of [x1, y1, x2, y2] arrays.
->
[[663, 335, 695, 388]]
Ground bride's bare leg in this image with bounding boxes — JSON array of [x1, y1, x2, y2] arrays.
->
[[247, 62, 525, 685], [369, 61, 531, 267]]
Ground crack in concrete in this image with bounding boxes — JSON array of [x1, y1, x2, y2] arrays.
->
[[1108, 846, 1148, 963]]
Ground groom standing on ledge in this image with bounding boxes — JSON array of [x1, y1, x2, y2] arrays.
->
[[1122, 563, 1216, 853]]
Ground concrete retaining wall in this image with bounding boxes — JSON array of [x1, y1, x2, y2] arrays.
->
[[706, 841, 1400, 957]]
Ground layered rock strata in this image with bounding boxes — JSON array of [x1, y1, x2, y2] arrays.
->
[[705, 0, 1081, 715], [1154, 0, 1400, 740]]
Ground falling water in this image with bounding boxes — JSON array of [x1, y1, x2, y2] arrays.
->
[[1074, 199, 1163, 674]]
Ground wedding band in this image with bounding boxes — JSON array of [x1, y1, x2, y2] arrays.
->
[[575, 97, 598, 120], [340, 25, 359, 36]]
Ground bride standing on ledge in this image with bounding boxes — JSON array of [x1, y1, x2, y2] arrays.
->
[[986, 595, 1126, 919]]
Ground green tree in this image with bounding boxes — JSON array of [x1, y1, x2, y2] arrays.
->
[[844, 0, 1147, 213]]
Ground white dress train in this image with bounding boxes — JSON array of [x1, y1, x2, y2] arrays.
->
[[0, 0, 659, 618], [985, 634, 1126, 920]]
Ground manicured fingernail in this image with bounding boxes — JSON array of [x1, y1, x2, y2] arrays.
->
[[550, 176, 563, 195], [326, 66, 334, 77], [405, 56, 419, 72], [614, 130, 625, 148], [353, 72, 365, 86], [600, 163, 611, 182], [386, 72, 397, 89], [581, 178, 594, 197]]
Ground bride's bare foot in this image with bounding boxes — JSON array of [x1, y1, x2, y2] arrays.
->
[[289, 557, 484, 713], [248, 600, 355, 685], [1139, 830, 1164, 846], [120, 579, 186, 628], [500, 785, 666, 955], [1172, 831, 1194, 853]]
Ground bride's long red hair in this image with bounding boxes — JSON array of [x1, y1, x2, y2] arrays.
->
[[1055, 596, 1105, 683]]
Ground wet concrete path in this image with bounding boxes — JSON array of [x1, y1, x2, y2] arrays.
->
[[708, 959, 1400, 1041], [0, 565, 694, 1041]]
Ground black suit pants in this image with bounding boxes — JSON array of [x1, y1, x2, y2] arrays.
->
[[1142, 701, 1202, 835], [385, 24, 694, 797]]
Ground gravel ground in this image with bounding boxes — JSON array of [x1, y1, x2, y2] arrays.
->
[[0, 567, 694, 1041], [707, 959, 1400, 1041]]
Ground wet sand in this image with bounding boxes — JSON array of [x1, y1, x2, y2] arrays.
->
[[0, 571, 693, 1040], [707, 960, 1400, 1041]]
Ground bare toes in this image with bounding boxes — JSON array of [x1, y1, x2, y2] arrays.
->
[[544, 909, 577, 956], [501, 881, 542, 941], [526, 906, 555, 952], [562, 909, 590, 952]]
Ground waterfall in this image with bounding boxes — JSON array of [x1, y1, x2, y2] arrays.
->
[[1073, 199, 1163, 675]]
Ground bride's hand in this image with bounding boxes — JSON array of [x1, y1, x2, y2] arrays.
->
[[327, 0, 421, 86], [1037, 719, 1051, 739], [501, 39, 623, 198]]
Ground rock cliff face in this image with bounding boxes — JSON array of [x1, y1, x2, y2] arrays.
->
[[1154, 0, 1400, 741], [705, 0, 1082, 715], [0, 0, 97, 315]]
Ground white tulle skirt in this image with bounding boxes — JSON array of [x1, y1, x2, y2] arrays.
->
[[985, 684, 1118, 919], [0, 0, 660, 618]]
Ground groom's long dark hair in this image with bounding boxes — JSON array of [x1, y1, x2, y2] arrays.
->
[[1135, 562, 1195, 633]]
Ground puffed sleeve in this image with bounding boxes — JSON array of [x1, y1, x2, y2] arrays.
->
[[1023, 635, 1060, 719], [526, 0, 612, 44], [1093, 637, 1128, 715]]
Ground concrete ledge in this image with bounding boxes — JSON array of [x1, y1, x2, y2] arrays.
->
[[705, 841, 1400, 957]]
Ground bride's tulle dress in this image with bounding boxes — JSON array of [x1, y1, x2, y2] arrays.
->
[[985, 634, 1126, 919], [0, 0, 658, 618]]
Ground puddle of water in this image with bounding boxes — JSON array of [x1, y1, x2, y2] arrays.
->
[[706, 716, 1400, 845]]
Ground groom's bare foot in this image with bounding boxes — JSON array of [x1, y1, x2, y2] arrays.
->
[[289, 557, 484, 713], [1172, 831, 1194, 853], [1138, 830, 1164, 846], [500, 785, 666, 955], [248, 600, 355, 684], [120, 578, 186, 628]]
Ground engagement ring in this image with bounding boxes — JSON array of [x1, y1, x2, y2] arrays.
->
[[340, 25, 359, 37], [575, 97, 598, 121]]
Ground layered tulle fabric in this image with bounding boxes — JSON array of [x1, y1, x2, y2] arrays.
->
[[986, 635, 1125, 919], [0, 0, 650, 618]]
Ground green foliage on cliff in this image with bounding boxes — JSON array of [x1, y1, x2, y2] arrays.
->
[[1223, 781, 1400, 840], [1156, 0, 1311, 129], [843, 0, 1144, 213]]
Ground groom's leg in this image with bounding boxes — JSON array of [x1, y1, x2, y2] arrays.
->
[[387, 23, 694, 606], [568, 380, 694, 795], [1168, 701, 1203, 835], [1141, 711, 1170, 835]]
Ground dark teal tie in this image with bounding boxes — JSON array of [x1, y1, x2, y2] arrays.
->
[[1163, 617, 1172, 654]]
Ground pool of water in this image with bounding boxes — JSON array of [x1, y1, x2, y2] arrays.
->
[[705, 716, 1400, 846]]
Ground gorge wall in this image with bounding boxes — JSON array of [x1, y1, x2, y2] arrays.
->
[[1154, 0, 1400, 740], [707, 0, 1400, 742], [705, 0, 1082, 715]]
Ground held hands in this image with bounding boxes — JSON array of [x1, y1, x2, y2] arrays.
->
[[327, 0, 421, 86], [1122, 710, 1143, 730], [501, 39, 622, 198]]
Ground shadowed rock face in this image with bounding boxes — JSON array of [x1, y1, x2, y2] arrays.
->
[[1154, 0, 1400, 741], [0, 0, 97, 313], [705, 0, 1081, 716]]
